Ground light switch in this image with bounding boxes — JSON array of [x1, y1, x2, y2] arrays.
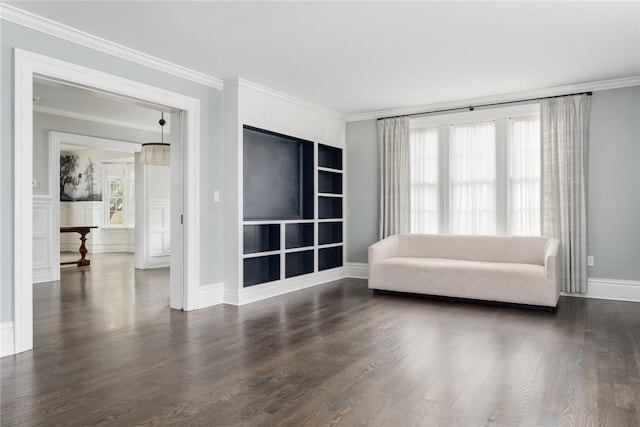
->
[[32, 180, 37, 188], [213, 190, 220, 202]]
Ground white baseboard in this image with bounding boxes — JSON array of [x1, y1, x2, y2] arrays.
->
[[148, 254, 170, 269], [226, 267, 346, 306], [345, 262, 368, 279], [199, 282, 224, 309], [1, 322, 15, 357], [33, 266, 54, 284], [562, 278, 640, 303]]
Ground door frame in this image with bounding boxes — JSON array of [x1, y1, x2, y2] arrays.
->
[[14, 48, 202, 354]]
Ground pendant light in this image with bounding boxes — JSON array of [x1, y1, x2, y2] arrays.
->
[[140, 112, 170, 166]]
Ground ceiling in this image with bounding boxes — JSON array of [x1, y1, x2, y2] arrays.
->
[[33, 78, 171, 132], [9, 1, 640, 115]]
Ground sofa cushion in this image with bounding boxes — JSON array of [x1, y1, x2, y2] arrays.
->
[[396, 234, 549, 265], [370, 257, 556, 307]]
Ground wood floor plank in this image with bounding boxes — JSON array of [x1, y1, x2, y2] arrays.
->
[[1, 254, 639, 426]]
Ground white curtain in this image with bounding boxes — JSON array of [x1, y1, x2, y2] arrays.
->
[[378, 117, 410, 238], [541, 94, 591, 294], [410, 127, 439, 234], [509, 117, 541, 236], [450, 121, 496, 235]]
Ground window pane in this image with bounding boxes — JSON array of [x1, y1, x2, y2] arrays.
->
[[410, 127, 439, 233], [108, 177, 124, 225], [509, 117, 540, 236], [450, 121, 496, 235]]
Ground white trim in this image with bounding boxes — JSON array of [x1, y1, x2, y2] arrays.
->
[[0, 4, 223, 89], [345, 262, 369, 279], [562, 278, 640, 303], [199, 282, 224, 309], [14, 49, 201, 355], [51, 131, 142, 153], [228, 78, 345, 121], [225, 267, 346, 306], [34, 105, 170, 133], [347, 76, 640, 122], [148, 255, 171, 269], [1, 323, 15, 358]]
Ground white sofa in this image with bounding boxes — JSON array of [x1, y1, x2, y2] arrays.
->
[[368, 234, 561, 308]]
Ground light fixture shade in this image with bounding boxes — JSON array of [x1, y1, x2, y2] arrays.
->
[[140, 143, 170, 166]]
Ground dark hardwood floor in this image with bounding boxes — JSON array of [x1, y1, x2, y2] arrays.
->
[[2, 253, 639, 426]]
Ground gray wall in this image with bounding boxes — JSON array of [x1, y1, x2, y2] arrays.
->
[[345, 119, 378, 263], [587, 86, 640, 281], [345, 86, 640, 283], [1, 21, 224, 323]]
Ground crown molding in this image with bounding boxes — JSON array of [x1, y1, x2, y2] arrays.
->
[[0, 3, 223, 90], [225, 77, 347, 121], [346, 76, 640, 122], [34, 105, 170, 133]]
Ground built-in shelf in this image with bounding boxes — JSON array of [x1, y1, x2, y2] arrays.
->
[[285, 250, 315, 278], [319, 197, 342, 219], [243, 224, 280, 254], [319, 222, 343, 246], [319, 246, 343, 271], [285, 223, 314, 249], [318, 144, 343, 171], [241, 130, 344, 288], [244, 254, 280, 287], [317, 166, 343, 174], [318, 170, 343, 194]]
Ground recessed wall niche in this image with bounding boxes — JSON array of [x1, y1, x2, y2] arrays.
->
[[243, 126, 314, 220]]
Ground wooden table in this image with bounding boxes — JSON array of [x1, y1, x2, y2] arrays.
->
[[60, 226, 98, 267]]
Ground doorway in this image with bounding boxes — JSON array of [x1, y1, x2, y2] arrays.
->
[[13, 49, 202, 354]]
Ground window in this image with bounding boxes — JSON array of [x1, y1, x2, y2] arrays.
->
[[509, 117, 540, 236], [409, 104, 541, 236], [107, 177, 124, 226], [409, 127, 439, 234], [450, 121, 496, 235]]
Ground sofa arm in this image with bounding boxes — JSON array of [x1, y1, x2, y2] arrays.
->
[[544, 238, 560, 281], [368, 235, 400, 266]]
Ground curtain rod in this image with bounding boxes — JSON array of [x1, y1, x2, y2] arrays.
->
[[376, 91, 593, 121]]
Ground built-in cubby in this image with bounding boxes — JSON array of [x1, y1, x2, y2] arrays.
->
[[241, 132, 344, 288], [318, 170, 342, 194], [286, 223, 314, 249], [318, 144, 342, 170], [318, 197, 342, 219], [319, 246, 343, 271], [243, 224, 280, 254], [319, 222, 343, 245], [243, 255, 280, 287], [285, 250, 315, 278]]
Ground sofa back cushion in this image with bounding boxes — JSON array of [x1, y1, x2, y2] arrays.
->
[[396, 234, 549, 265]]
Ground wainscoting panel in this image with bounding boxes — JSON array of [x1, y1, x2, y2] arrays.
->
[[149, 199, 170, 267], [33, 196, 54, 283], [60, 201, 134, 253]]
